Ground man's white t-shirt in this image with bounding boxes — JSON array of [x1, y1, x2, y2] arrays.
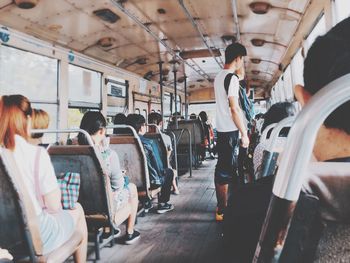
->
[[214, 69, 240, 132]]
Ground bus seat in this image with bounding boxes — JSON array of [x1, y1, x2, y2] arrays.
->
[[168, 119, 204, 146], [48, 145, 126, 260], [108, 135, 161, 214], [108, 135, 153, 196], [0, 148, 82, 263]]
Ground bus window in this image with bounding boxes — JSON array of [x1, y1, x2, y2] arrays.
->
[[164, 92, 171, 116], [0, 45, 58, 102], [305, 14, 326, 54], [68, 64, 102, 108], [0, 45, 58, 143], [291, 48, 304, 87], [334, 0, 350, 24], [142, 109, 147, 120]]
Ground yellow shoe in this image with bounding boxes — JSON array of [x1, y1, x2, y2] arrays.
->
[[216, 208, 224, 222]]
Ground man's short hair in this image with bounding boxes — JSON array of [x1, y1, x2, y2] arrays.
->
[[225, 43, 247, 65], [303, 17, 350, 134], [126, 113, 145, 133], [148, 112, 162, 125]]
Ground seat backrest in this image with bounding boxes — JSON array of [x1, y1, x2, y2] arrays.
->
[[0, 149, 42, 260], [144, 133, 168, 170], [168, 119, 204, 146], [48, 145, 114, 220], [108, 135, 150, 196]]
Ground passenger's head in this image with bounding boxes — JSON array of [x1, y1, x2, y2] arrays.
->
[[148, 112, 163, 126], [295, 17, 350, 134], [261, 102, 296, 133], [78, 111, 107, 145], [225, 42, 247, 68], [189, 113, 197, 120], [113, 113, 127, 125], [113, 112, 127, 134], [31, 109, 50, 139], [199, 111, 208, 123], [0, 94, 32, 150], [126, 114, 146, 135]]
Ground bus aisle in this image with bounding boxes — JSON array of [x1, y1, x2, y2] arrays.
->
[[96, 159, 224, 263]]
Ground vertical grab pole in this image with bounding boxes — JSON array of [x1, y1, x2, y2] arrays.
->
[[174, 68, 178, 129], [158, 61, 164, 126], [185, 128, 193, 178], [184, 75, 188, 120]]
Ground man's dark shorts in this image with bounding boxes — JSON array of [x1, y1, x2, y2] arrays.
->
[[215, 130, 239, 185]]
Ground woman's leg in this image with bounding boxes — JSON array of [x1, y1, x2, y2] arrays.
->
[[67, 203, 88, 263], [172, 169, 179, 194], [126, 183, 138, 234]]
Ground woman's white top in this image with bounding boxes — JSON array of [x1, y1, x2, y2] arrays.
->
[[12, 135, 58, 216]]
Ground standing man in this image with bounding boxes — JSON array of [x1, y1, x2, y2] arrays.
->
[[214, 43, 249, 221]]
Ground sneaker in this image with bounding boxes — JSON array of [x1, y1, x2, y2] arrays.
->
[[215, 208, 224, 222], [125, 230, 141, 245], [100, 227, 121, 240], [144, 200, 153, 213], [157, 203, 174, 214]]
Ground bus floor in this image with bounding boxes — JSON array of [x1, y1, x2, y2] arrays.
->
[[88, 159, 226, 263]]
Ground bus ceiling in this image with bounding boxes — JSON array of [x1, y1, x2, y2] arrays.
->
[[0, 0, 324, 99]]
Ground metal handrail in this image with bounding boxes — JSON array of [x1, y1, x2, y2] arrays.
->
[[254, 73, 350, 262], [260, 123, 277, 143], [266, 117, 295, 152], [167, 128, 193, 178], [31, 128, 94, 146]]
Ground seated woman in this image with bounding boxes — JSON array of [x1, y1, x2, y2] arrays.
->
[[0, 95, 87, 262], [28, 108, 50, 146], [78, 111, 140, 244], [253, 102, 296, 176]]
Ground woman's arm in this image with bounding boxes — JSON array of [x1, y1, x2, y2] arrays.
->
[[109, 149, 125, 191], [39, 149, 62, 213], [43, 188, 62, 213]]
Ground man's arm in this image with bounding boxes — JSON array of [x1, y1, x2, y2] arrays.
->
[[228, 96, 249, 147]]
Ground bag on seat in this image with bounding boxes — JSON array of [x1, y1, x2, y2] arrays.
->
[[57, 172, 80, 209]]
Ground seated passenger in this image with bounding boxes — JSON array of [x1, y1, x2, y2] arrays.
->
[[148, 112, 180, 195], [199, 111, 215, 159], [28, 108, 49, 146], [126, 113, 174, 214], [0, 95, 87, 262], [78, 111, 140, 244], [113, 112, 130, 135], [294, 17, 350, 260], [253, 102, 296, 175]]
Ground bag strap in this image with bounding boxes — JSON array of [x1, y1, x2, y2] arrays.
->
[[224, 73, 238, 95], [34, 147, 45, 209]]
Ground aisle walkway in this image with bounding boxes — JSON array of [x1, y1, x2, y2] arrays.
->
[[97, 159, 225, 263]]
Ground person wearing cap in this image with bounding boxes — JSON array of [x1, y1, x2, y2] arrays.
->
[[213, 42, 249, 221]]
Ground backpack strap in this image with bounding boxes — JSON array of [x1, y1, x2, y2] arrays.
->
[[224, 73, 238, 95]]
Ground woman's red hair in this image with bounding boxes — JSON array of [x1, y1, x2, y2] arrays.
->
[[0, 95, 32, 150]]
